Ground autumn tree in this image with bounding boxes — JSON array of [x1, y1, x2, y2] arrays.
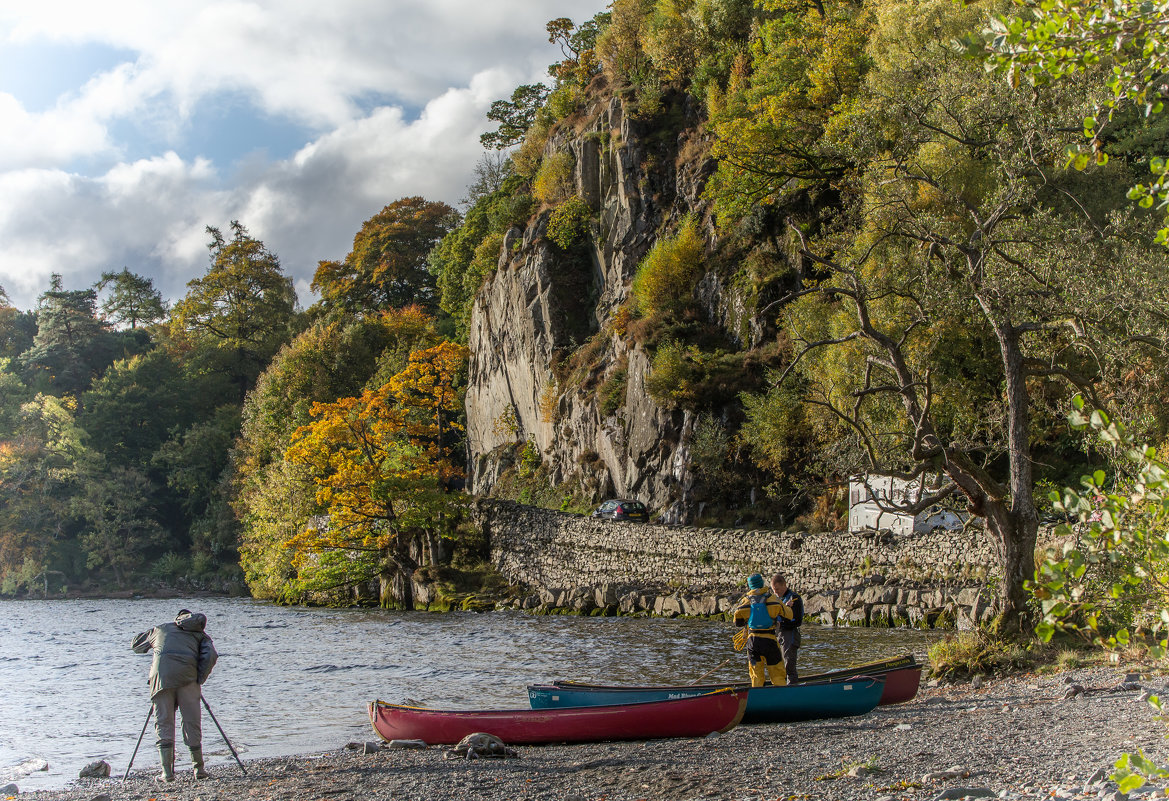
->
[[171, 221, 298, 402], [734, 0, 1169, 631], [283, 341, 468, 608], [312, 198, 459, 316], [235, 307, 442, 599], [96, 268, 167, 330]]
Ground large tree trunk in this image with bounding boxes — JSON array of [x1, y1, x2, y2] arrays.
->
[[981, 500, 1037, 632], [378, 545, 418, 610]]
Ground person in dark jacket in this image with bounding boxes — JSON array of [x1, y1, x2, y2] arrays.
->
[[771, 573, 803, 684], [732, 573, 793, 687], [132, 609, 218, 782]]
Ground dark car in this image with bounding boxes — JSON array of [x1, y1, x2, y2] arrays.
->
[[591, 499, 650, 522]]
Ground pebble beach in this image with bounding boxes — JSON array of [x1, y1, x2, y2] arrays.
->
[[11, 666, 1169, 801]]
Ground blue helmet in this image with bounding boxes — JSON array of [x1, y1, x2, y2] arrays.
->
[[746, 573, 764, 590]]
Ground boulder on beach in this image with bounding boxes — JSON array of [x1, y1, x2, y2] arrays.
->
[[444, 732, 518, 760], [79, 760, 110, 778]]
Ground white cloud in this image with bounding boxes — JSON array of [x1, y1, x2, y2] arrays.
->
[[0, 0, 608, 308]]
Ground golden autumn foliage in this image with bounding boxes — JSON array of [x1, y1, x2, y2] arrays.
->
[[281, 340, 469, 583]]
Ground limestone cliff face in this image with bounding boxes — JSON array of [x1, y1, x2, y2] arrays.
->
[[465, 91, 748, 522]]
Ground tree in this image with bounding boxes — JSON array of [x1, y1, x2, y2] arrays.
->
[[96, 268, 167, 330], [0, 394, 86, 591], [546, 14, 608, 86], [311, 198, 459, 316], [386, 341, 468, 487], [20, 274, 115, 398], [283, 341, 468, 608], [430, 172, 533, 340], [0, 285, 36, 361], [984, 0, 1169, 244], [705, 0, 870, 226], [480, 85, 552, 150], [171, 222, 298, 402], [74, 464, 161, 588], [80, 350, 193, 467], [152, 404, 242, 559], [733, 0, 1169, 630], [234, 308, 442, 600]]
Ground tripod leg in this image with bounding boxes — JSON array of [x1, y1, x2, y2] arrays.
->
[[123, 704, 154, 782], [200, 694, 247, 776]]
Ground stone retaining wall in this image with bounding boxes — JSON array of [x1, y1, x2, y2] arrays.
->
[[477, 499, 1004, 628]]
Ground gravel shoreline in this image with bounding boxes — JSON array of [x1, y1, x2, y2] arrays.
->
[[12, 666, 1169, 801]]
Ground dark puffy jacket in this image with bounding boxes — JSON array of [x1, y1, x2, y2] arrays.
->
[[132, 611, 218, 698]]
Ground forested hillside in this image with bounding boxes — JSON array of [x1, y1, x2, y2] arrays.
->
[[3, 0, 1167, 618]]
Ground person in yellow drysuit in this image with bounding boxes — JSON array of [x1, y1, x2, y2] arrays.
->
[[732, 573, 793, 687]]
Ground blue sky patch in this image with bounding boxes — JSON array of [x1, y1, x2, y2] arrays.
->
[[0, 39, 135, 111]]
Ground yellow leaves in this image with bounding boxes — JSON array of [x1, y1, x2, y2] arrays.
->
[[631, 216, 705, 318], [283, 338, 468, 561]]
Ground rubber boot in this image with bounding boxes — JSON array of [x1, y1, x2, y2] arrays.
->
[[156, 745, 175, 783], [190, 746, 209, 780]]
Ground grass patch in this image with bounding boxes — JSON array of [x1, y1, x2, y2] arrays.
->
[[927, 631, 1029, 679]]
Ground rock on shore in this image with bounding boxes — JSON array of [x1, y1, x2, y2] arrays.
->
[[15, 666, 1169, 801]]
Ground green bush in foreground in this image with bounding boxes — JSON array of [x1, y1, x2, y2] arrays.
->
[[1032, 397, 1169, 793]]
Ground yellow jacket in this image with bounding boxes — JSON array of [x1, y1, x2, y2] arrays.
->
[[732, 588, 792, 641]]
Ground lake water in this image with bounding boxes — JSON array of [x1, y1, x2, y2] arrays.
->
[[0, 597, 943, 790]]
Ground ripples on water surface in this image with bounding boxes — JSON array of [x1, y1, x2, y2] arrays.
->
[[0, 597, 942, 790]]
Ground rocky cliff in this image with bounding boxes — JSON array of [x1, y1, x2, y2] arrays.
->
[[465, 88, 774, 522]]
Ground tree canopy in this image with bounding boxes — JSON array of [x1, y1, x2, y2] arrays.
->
[[312, 197, 459, 316]]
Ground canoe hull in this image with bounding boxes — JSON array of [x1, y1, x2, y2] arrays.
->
[[798, 654, 922, 705], [530, 676, 885, 724], [552, 654, 922, 707], [369, 688, 748, 745]]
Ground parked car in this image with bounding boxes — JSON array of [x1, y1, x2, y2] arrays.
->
[[591, 499, 649, 523]]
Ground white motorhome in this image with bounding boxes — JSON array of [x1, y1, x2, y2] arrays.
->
[[847, 474, 965, 535]]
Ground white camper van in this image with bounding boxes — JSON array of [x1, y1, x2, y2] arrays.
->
[[847, 474, 965, 535]]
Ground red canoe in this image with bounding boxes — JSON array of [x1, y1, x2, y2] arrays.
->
[[369, 687, 748, 745], [799, 654, 923, 705]]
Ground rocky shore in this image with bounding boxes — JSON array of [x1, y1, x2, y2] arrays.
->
[[12, 666, 1169, 801]]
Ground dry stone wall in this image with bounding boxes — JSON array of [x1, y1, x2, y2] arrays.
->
[[478, 500, 1003, 629]]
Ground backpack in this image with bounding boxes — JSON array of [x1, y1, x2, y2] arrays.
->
[[747, 593, 775, 629]]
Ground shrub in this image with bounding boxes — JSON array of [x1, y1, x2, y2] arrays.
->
[[547, 196, 593, 249], [645, 339, 695, 405], [631, 216, 705, 318], [513, 119, 553, 179], [490, 193, 535, 231], [547, 83, 583, 120], [533, 152, 576, 205], [598, 366, 628, 416], [927, 631, 1023, 679], [152, 552, 189, 581], [538, 377, 559, 423], [518, 438, 542, 478]]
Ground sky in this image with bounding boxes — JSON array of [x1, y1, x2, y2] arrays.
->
[[0, 0, 608, 311]]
